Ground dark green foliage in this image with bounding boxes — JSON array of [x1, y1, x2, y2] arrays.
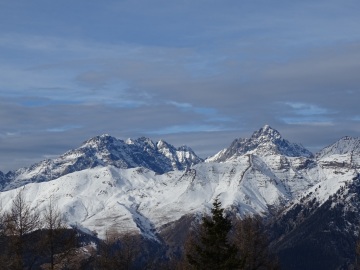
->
[[187, 197, 239, 270]]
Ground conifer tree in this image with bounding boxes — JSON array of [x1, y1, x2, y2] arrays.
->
[[187, 197, 239, 270]]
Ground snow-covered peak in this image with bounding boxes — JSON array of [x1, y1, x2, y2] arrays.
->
[[207, 125, 313, 162], [157, 139, 173, 150], [156, 140, 203, 169], [1, 135, 203, 191], [251, 125, 282, 141], [1, 127, 360, 243], [133, 137, 156, 149], [81, 134, 119, 149], [125, 138, 135, 145], [317, 136, 360, 159], [84, 133, 113, 142], [205, 148, 227, 163], [177, 145, 194, 152]]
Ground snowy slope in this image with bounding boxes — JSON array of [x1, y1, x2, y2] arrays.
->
[[0, 134, 202, 191], [285, 136, 360, 210], [270, 172, 360, 270], [316, 136, 360, 167], [0, 159, 309, 240], [206, 125, 313, 163], [0, 151, 352, 240], [0, 125, 359, 241]]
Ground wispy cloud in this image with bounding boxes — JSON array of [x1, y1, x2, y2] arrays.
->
[[281, 118, 334, 126], [146, 124, 233, 135], [46, 125, 82, 133], [284, 102, 331, 116], [280, 102, 334, 126], [167, 101, 216, 116]]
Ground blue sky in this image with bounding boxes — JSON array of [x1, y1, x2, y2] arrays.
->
[[1, 0, 360, 171]]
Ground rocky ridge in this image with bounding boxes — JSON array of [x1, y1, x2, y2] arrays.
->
[[206, 124, 313, 163], [0, 134, 202, 191], [0, 125, 359, 261]]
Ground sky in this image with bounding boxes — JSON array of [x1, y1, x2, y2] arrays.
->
[[1, 0, 360, 172]]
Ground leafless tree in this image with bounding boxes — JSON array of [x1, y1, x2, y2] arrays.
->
[[3, 189, 41, 269], [95, 229, 141, 270], [0, 201, 9, 269], [353, 238, 360, 269], [40, 197, 77, 270], [232, 215, 279, 270]]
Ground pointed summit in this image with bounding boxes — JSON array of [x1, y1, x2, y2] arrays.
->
[[207, 125, 313, 162], [252, 125, 282, 140]]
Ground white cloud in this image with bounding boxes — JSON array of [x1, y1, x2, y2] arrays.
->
[[284, 102, 330, 116]]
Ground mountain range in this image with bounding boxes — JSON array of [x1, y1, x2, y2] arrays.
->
[[1, 125, 359, 269]]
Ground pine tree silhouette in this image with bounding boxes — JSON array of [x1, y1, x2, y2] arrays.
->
[[187, 197, 239, 269]]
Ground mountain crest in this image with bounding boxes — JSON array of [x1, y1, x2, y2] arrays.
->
[[1, 134, 202, 191], [133, 137, 157, 149], [81, 134, 117, 149], [251, 124, 282, 141], [207, 125, 313, 162], [316, 136, 360, 159]]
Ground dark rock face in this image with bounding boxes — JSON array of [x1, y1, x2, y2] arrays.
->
[[0, 171, 4, 189]]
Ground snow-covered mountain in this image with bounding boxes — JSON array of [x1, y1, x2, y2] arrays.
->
[[206, 125, 313, 163], [316, 136, 360, 167], [0, 134, 202, 191], [268, 136, 360, 269], [0, 125, 359, 259], [270, 175, 360, 269]]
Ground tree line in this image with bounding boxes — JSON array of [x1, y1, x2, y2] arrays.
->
[[0, 191, 281, 269], [173, 197, 280, 270]]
